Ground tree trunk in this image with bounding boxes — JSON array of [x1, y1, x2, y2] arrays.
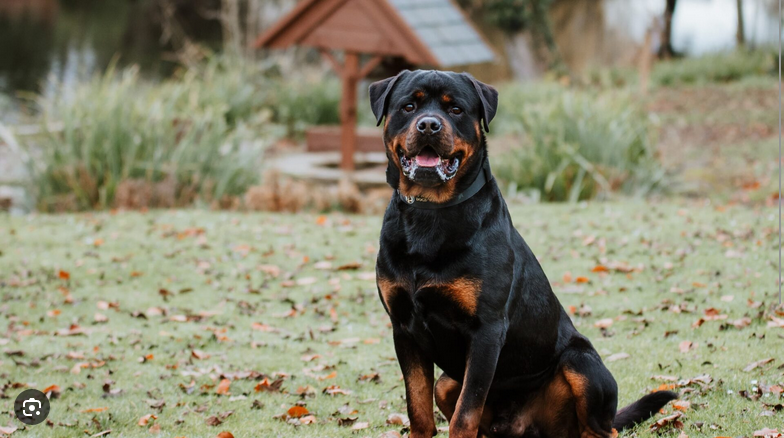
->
[[658, 0, 677, 59], [736, 0, 745, 47]]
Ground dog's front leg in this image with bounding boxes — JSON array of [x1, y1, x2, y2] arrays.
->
[[393, 327, 437, 438], [450, 324, 505, 438]]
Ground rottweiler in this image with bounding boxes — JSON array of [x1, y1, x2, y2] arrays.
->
[[370, 70, 677, 438]]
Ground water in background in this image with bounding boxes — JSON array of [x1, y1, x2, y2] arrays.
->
[[0, 0, 222, 99], [0, 0, 780, 102], [605, 0, 780, 54]]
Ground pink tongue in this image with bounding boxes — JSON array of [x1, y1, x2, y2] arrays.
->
[[415, 150, 441, 167]]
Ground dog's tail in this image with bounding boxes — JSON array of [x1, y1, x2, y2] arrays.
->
[[612, 390, 678, 431]]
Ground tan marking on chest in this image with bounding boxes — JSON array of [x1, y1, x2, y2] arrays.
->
[[424, 277, 482, 314]]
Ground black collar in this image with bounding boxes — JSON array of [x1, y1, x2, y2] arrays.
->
[[397, 161, 493, 209]]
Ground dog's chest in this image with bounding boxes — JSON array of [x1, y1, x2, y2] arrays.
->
[[379, 274, 479, 331]]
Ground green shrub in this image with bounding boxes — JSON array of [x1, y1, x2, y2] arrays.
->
[[491, 83, 663, 202], [269, 76, 341, 138], [652, 49, 776, 87], [24, 57, 276, 211]]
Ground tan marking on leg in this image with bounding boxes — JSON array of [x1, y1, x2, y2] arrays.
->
[[405, 363, 435, 437], [434, 373, 461, 422], [563, 369, 609, 438], [424, 277, 481, 315], [377, 278, 399, 311]]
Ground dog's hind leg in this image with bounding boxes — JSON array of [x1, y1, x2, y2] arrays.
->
[[435, 373, 461, 422], [559, 346, 619, 438]]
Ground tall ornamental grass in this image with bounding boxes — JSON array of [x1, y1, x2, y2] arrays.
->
[[652, 49, 776, 86], [491, 83, 663, 202], [21, 57, 342, 211]]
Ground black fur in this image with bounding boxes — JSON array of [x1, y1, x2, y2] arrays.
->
[[613, 390, 679, 430], [371, 70, 675, 438]]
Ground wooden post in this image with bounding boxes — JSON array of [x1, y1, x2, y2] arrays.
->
[[340, 52, 359, 171]]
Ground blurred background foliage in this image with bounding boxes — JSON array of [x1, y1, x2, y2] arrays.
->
[[0, 0, 779, 211]]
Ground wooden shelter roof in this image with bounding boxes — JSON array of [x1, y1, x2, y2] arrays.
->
[[388, 0, 494, 66], [255, 0, 495, 67]]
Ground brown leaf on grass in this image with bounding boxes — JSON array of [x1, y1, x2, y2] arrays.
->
[[295, 385, 316, 398], [754, 428, 782, 437], [594, 318, 613, 329], [299, 415, 317, 425], [191, 349, 210, 360], [322, 385, 352, 396], [254, 377, 284, 393], [58, 270, 70, 280], [702, 307, 728, 321], [215, 379, 231, 395], [137, 414, 157, 426], [55, 324, 88, 336], [606, 352, 630, 362], [337, 416, 358, 427], [744, 358, 775, 372], [386, 413, 410, 426], [352, 421, 369, 430], [679, 341, 696, 353], [206, 411, 234, 426], [379, 432, 402, 438], [723, 317, 751, 329], [81, 407, 108, 413], [216, 432, 235, 438], [318, 371, 337, 381], [672, 400, 690, 411], [287, 406, 309, 418], [358, 372, 381, 383], [649, 411, 683, 433], [336, 261, 362, 271], [0, 425, 17, 435], [43, 384, 61, 398], [768, 316, 784, 328]]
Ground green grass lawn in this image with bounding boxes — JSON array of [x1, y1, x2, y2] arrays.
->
[[0, 202, 781, 437]]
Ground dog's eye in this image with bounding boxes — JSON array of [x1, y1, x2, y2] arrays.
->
[[450, 107, 463, 115], [403, 103, 415, 113]]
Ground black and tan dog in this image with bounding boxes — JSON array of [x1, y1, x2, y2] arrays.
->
[[370, 70, 676, 438]]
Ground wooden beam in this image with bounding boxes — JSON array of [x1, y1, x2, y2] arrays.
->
[[358, 55, 383, 79], [320, 49, 344, 77], [340, 51, 360, 170]]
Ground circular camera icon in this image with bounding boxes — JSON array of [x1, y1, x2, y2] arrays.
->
[[14, 389, 50, 426]]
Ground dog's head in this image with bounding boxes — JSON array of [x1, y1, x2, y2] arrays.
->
[[369, 70, 498, 203]]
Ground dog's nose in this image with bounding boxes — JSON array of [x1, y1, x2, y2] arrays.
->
[[416, 117, 442, 135]]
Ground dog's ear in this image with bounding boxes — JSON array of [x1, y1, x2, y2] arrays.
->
[[463, 73, 498, 133], [369, 70, 409, 126]]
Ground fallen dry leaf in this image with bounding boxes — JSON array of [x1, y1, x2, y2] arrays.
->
[[754, 428, 782, 438], [606, 352, 630, 362], [386, 413, 410, 426], [215, 379, 231, 395], [138, 414, 157, 426], [352, 421, 369, 430], [679, 340, 696, 353], [744, 358, 775, 372], [649, 411, 683, 433], [594, 318, 613, 329]]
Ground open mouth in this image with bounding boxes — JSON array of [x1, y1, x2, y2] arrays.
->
[[399, 146, 460, 182]]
